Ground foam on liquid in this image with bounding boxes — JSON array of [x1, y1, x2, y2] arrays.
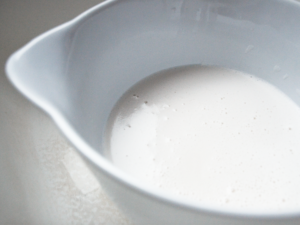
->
[[106, 65, 300, 212]]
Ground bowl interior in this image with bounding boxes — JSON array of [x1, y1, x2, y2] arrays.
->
[[64, 0, 300, 157]]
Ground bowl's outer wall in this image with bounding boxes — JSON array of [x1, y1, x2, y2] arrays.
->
[[6, 0, 300, 224]]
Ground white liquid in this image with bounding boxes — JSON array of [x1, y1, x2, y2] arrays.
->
[[106, 65, 300, 212]]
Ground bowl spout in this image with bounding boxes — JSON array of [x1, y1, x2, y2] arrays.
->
[[6, 24, 74, 115]]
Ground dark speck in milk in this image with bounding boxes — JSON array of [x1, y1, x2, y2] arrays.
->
[[106, 65, 300, 212], [132, 94, 139, 99]]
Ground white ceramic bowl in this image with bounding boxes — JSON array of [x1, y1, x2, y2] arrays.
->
[[6, 0, 300, 224]]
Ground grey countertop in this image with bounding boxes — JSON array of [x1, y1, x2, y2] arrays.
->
[[0, 0, 131, 224]]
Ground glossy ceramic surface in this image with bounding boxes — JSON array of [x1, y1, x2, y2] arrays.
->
[[6, 0, 300, 224]]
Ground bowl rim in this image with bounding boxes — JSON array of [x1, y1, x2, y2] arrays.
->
[[6, 0, 300, 220]]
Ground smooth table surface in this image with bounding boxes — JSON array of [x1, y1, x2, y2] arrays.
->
[[0, 0, 131, 224]]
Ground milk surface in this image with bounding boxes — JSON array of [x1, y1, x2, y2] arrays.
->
[[106, 65, 300, 212]]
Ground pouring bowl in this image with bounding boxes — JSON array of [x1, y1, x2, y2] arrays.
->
[[6, 0, 300, 224]]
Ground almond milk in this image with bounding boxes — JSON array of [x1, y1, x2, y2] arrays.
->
[[106, 65, 300, 212]]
